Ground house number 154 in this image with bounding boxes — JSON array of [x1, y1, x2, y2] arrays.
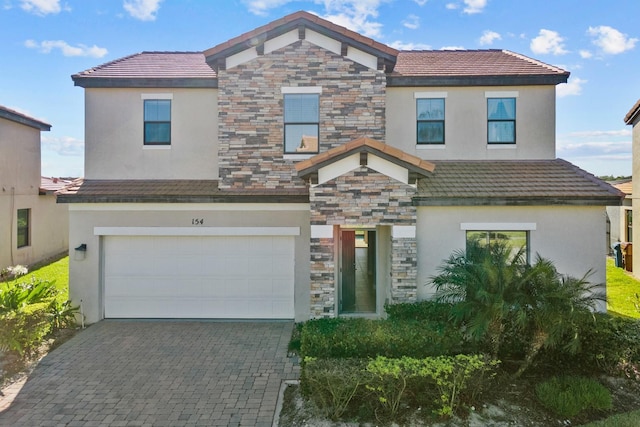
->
[[191, 218, 204, 225]]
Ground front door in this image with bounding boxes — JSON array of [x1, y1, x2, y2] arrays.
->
[[340, 229, 377, 314]]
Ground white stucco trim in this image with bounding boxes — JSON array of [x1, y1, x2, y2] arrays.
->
[[392, 226, 416, 238], [485, 91, 519, 98], [94, 226, 300, 236], [140, 93, 173, 100], [414, 92, 448, 99], [142, 145, 171, 150], [367, 154, 408, 184], [69, 203, 310, 211], [311, 225, 334, 238], [487, 144, 517, 150], [460, 223, 537, 231], [284, 154, 314, 160], [416, 144, 446, 150], [281, 86, 323, 94], [317, 153, 360, 185], [306, 29, 341, 56], [264, 30, 299, 54], [226, 48, 259, 69], [346, 46, 378, 70]]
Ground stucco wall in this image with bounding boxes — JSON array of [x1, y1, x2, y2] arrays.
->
[[633, 118, 640, 277], [84, 88, 218, 180], [386, 85, 557, 160], [0, 117, 41, 193], [417, 205, 607, 310], [68, 204, 310, 324], [0, 194, 69, 269]]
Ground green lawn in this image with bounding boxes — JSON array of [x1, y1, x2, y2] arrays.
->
[[582, 409, 640, 427], [1, 256, 69, 300], [606, 258, 640, 318]]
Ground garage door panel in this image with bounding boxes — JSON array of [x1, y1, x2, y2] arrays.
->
[[104, 235, 295, 319]]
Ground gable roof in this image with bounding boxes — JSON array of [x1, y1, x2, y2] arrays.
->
[[612, 180, 632, 196], [624, 99, 640, 125], [414, 159, 624, 206], [390, 50, 569, 86], [295, 137, 435, 180], [0, 105, 51, 131], [204, 11, 398, 70], [71, 52, 218, 88]]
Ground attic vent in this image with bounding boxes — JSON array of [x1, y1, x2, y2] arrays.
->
[[341, 42, 349, 57], [298, 24, 305, 40]]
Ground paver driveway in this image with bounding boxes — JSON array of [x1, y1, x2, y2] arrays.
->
[[0, 320, 299, 427]]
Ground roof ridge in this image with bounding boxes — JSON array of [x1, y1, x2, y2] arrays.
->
[[502, 49, 568, 74], [555, 158, 624, 196], [73, 52, 144, 76]]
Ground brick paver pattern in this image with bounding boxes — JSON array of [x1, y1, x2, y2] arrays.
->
[[0, 320, 299, 427]]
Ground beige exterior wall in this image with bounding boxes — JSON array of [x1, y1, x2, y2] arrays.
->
[[632, 118, 640, 277], [84, 88, 218, 180], [417, 205, 607, 310], [386, 85, 556, 160], [0, 116, 68, 269], [68, 204, 310, 324]]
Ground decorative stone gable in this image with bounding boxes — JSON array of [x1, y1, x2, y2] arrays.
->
[[217, 40, 386, 190]]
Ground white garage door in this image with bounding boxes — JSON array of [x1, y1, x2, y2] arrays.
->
[[103, 235, 295, 318]]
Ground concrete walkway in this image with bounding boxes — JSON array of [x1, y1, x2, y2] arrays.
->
[[0, 320, 299, 426]]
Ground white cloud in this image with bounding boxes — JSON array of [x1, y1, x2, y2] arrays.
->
[[413, 0, 428, 5], [440, 45, 465, 50], [242, 0, 295, 16], [403, 14, 419, 30], [123, 0, 162, 21], [567, 129, 632, 138], [579, 50, 592, 59], [479, 30, 501, 46], [25, 39, 108, 58], [389, 40, 431, 50], [462, 0, 487, 14], [556, 77, 586, 98], [530, 29, 568, 55], [20, 0, 60, 15], [557, 140, 631, 161], [41, 136, 84, 157], [587, 25, 637, 55], [319, 0, 387, 39], [445, 2, 458, 9]]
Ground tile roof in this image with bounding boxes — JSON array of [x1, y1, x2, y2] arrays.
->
[[624, 99, 640, 124], [56, 180, 308, 203], [71, 52, 217, 88], [0, 104, 51, 131], [204, 11, 398, 60], [415, 159, 624, 206], [392, 49, 569, 78], [296, 137, 435, 177], [612, 181, 632, 195], [40, 177, 74, 194]]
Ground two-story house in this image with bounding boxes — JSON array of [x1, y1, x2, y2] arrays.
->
[[0, 105, 69, 269], [625, 99, 640, 276], [59, 11, 622, 323]]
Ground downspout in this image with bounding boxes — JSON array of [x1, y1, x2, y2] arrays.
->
[[10, 186, 15, 265]]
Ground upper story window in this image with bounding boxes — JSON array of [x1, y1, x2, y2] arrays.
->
[[487, 97, 516, 144], [283, 93, 319, 154], [417, 98, 445, 144], [144, 99, 171, 145], [17, 208, 30, 248]]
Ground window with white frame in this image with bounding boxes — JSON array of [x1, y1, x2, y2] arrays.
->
[[487, 97, 516, 144], [144, 99, 171, 145], [283, 93, 319, 154], [417, 98, 445, 144], [466, 230, 529, 261]]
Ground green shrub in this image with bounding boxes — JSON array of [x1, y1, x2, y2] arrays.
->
[[48, 299, 80, 331], [0, 302, 52, 356], [0, 278, 57, 313], [300, 357, 369, 420], [384, 300, 454, 322], [535, 376, 612, 418], [300, 317, 463, 359]]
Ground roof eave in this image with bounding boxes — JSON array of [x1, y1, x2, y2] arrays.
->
[[624, 99, 640, 125], [387, 73, 569, 87], [412, 196, 624, 207], [56, 194, 309, 204], [0, 108, 51, 131], [72, 77, 219, 89]]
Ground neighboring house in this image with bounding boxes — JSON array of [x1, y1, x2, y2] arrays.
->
[[626, 99, 640, 277], [606, 180, 632, 251], [58, 11, 622, 323], [0, 105, 69, 269]]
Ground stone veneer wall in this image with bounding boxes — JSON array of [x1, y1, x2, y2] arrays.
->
[[217, 40, 386, 190], [309, 168, 418, 317]]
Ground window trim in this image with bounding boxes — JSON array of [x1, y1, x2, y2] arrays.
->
[[487, 97, 516, 145], [283, 92, 320, 155], [416, 98, 445, 145], [465, 229, 530, 263], [17, 208, 30, 249], [143, 99, 172, 146]]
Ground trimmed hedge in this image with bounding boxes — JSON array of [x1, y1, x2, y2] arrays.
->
[[385, 300, 454, 323], [300, 317, 464, 359]]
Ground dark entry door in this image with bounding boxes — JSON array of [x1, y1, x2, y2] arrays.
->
[[341, 230, 356, 312]]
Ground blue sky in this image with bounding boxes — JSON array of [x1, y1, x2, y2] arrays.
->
[[1, 0, 638, 178]]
